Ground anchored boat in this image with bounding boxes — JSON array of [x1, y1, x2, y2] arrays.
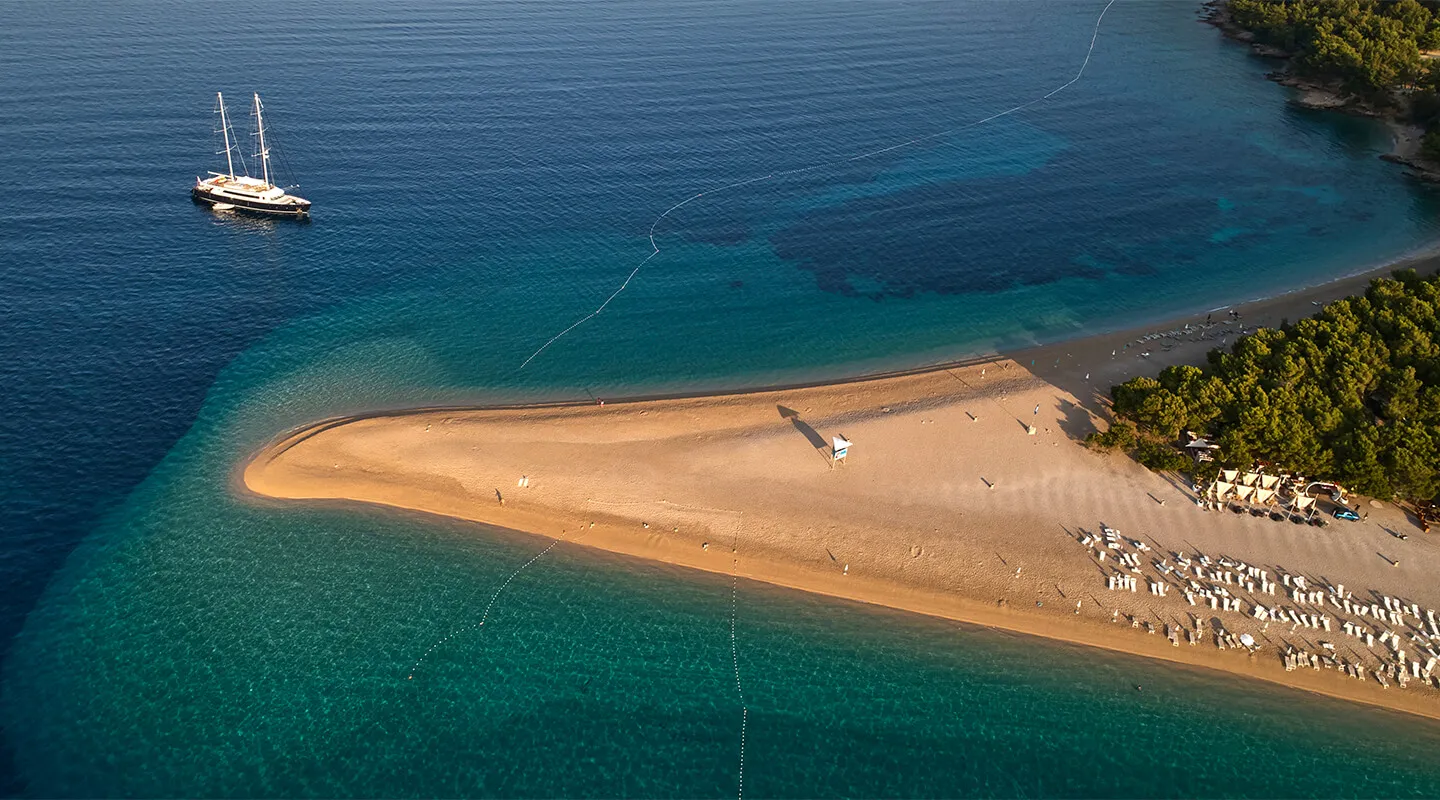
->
[[192, 92, 311, 218]]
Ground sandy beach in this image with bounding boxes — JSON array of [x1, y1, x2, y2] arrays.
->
[[243, 253, 1440, 721]]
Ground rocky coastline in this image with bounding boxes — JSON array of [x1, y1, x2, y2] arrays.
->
[[1200, 0, 1440, 181]]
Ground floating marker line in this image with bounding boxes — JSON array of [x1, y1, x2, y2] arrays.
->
[[407, 532, 566, 680], [729, 531, 748, 800], [518, 0, 1117, 370]]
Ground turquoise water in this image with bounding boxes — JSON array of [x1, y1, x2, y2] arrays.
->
[[4, 0, 1440, 795]]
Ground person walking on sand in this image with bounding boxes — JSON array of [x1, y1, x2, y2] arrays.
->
[[1033, 404, 1040, 416]]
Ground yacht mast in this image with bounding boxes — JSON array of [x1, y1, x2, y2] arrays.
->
[[217, 92, 235, 178], [253, 93, 271, 187]]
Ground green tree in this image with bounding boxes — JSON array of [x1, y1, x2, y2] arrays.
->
[[1085, 419, 1137, 452], [1104, 271, 1440, 503], [1136, 439, 1192, 472], [1111, 376, 1161, 419], [1135, 390, 1189, 441], [1230, 0, 1433, 98]]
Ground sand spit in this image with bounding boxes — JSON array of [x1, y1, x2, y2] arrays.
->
[[243, 256, 1440, 721]]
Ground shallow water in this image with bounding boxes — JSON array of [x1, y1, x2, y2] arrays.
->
[[3, 0, 1440, 795]]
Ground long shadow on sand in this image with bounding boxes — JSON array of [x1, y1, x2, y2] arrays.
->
[[1056, 397, 1098, 441], [777, 404, 827, 450], [999, 351, 1112, 425]]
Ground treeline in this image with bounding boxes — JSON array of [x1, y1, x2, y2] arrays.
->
[[1228, 0, 1440, 157], [1093, 270, 1440, 503]]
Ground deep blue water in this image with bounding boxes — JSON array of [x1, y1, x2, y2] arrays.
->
[[3, 0, 1440, 796]]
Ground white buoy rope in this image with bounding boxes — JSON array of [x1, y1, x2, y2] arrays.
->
[[519, 0, 1117, 370], [407, 533, 567, 681], [730, 530, 748, 800]]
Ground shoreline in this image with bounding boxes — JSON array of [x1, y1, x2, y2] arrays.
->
[[252, 243, 1440, 439], [241, 253, 1440, 725], [1016, 247, 1440, 419], [1201, 0, 1440, 180], [241, 488, 1440, 725]]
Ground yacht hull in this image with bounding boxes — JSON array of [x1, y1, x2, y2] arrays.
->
[[192, 185, 310, 218]]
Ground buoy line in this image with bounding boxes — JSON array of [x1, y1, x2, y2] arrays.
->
[[730, 531, 748, 800], [406, 532, 567, 681], [513, 6, 1123, 794], [518, 0, 1118, 370], [414, 8, 1122, 793]]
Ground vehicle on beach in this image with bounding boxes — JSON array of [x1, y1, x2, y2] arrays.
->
[[1332, 508, 1361, 521], [192, 92, 310, 218], [1304, 481, 1348, 504]]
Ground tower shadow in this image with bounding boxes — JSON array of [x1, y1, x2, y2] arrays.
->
[[778, 405, 827, 449]]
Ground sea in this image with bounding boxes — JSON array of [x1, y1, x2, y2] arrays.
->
[[4, 0, 1440, 796]]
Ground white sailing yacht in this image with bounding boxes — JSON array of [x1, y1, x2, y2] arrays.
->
[[192, 92, 311, 217]]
